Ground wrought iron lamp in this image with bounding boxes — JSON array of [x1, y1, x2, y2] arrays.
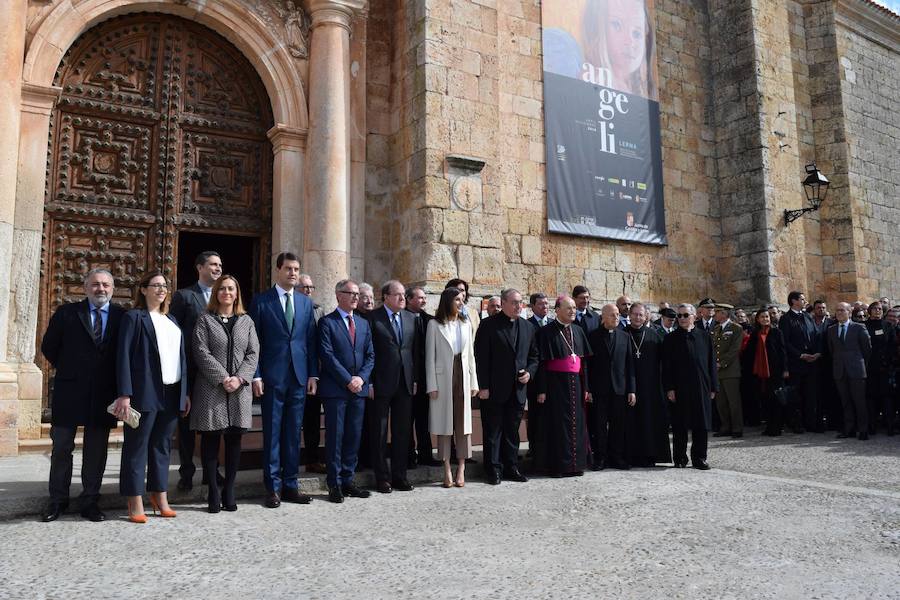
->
[[784, 163, 829, 225]]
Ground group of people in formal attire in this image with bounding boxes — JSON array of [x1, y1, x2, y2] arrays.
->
[[38, 250, 898, 523]]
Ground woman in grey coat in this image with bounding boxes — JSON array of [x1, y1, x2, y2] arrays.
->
[[191, 275, 259, 512]]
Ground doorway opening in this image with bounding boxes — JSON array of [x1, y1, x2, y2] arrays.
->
[[176, 231, 263, 306]]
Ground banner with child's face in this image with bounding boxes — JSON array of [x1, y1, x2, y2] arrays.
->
[[542, 0, 666, 245]]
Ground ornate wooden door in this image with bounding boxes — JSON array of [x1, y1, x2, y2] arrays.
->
[[40, 14, 274, 410]]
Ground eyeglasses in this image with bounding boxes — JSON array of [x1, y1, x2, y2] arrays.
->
[[676, 313, 692, 318], [146, 284, 168, 290], [301, 285, 315, 291], [338, 291, 360, 297]]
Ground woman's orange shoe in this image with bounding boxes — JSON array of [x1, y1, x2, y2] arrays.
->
[[127, 513, 148, 524], [148, 497, 177, 518]]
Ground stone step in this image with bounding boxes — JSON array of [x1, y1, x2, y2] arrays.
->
[[18, 431, 126, 454]]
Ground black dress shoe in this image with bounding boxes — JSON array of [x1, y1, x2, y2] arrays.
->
[[282, 488, 313, 504], [222, 503, 238, 512], [712, 431, 731, 437], [41, 502, 68, 522], [858, 432, 869, 441], [392, 480, 414, 492], [80, 503, 106, 522], [328, 487, 345, 503], [836, 433, 852, 439], [375, 481, 393, 494], [608, 461, 631, 471], [674, 461, 688, 468], [693, 460, 711, 470], [485, 474, 501, 485], [590, 458, 606, 471], [264, 492, 281, 508], [505, 469, 528, 482], [342, 484, 371, 498], [177, 477, 193, 492], [731, 432, 743, 439]]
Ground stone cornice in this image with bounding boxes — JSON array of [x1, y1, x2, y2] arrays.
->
[[267, 124, 309, 152], [20, 83, 62, 115], [835, 0, 900, 51]]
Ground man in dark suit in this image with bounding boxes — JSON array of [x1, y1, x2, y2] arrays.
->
[[526, 292, 553, 465], [474, 288, 539, 484], [367, 280, 419, 493], [572, 285, 600, 335], [662, 303, 718, 470], [827, 303, 872, 440], [778, 290, 823, 432], [695, 298, 716, 332], [528, 292, 553, 329], [168, 250, 222, 491], [587, 304, 636, 470], [654, 307, 677, 335], [318, 279, 376, 503], [39, 268, 125, 522], [404, 286, 438, 467], [298, 273, 327, 475], [249, 252, 319, 508]]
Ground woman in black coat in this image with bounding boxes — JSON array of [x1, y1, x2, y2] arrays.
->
[[113, 272, 188, 523], [742, 309, 787, 436]]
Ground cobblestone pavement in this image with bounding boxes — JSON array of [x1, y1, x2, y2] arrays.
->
[[1, 430, 898, 600]]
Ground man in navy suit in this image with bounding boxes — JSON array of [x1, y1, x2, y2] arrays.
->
[[249, 252, 319, 508], [40, 268, 125, 522], [318, 279, 375, 503], [169, 250, 222, 491], [779, 290, 823, 432], [368, 280, 420, 493]]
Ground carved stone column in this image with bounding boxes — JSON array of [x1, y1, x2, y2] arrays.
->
[[268, 124, 308, 267], [10, 84, 62, 442], [303, 0, 366, 306], [0, 0, 28, 456]]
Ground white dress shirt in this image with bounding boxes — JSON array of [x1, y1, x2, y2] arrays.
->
[[150, 311, 182, 385]]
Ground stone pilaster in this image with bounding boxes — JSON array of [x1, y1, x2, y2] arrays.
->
[[303, 0, 367, 307], [268, 123, 308, 272], [0, 0, 28, 456]]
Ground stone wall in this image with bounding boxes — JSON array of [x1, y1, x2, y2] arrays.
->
[[413, 0, 724, 306], [835, 2, 900, 301]]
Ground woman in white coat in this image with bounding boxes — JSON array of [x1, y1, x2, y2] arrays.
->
[[426, 287, 479, 488]]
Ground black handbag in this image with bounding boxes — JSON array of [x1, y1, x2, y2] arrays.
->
[[773, 385, 795, 407]]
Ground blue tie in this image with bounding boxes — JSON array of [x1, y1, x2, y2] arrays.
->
[[392, 312, 402, 344], [839, 323, 846, 341]]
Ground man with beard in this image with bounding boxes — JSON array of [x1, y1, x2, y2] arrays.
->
[[625, 303, 672, 466], [535, 296, 592, 477], [662, 303, 718, 470]]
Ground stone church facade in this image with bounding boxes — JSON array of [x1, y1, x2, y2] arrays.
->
[[0, 0, 897, 455]]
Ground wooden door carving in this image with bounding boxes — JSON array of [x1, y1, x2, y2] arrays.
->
[[40, 14, 273, 411]]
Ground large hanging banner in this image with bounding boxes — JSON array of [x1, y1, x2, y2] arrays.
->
[[542, 0, 666, 245]]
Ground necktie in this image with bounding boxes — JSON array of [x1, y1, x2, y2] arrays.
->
[[839, 323, 846, 341], [392, 312, 402, 344], [348, 314, 356, 345], [284, 292, 294, 331], [92, 307, 103, 344]]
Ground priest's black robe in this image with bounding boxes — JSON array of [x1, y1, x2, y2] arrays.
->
[[535, 321, 593, 475], [626, 325, 672, 465]]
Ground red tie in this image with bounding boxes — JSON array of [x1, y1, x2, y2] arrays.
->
[[347, 314, 356, 345]]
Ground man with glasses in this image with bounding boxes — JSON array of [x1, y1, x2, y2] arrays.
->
[[475, 288, 539, 484], [367, 280, 419, 493], [827, 303, 872, 440], [40, 269, 125, 522], [317, 279, 375, 503], [298, 274, 327, 474], [170, 250, 222, 491], [249, 252, 319, 508], [662, 304, 717, 470]]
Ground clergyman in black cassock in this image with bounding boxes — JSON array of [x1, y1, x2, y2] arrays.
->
[[625, 304, 672, 466], [535, 296, 593, 477], [587, 304, 636, 470], [662, 305, 718, 470]]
